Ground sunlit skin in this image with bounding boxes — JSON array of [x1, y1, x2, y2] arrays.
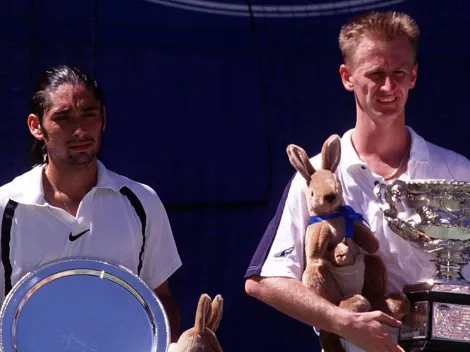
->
[[29, 83, 105, 168], [339, 34, 417, 179], [340, 34, 417, 128]]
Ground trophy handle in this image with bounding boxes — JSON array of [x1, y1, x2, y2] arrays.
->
[[375, 180, 410, 218], [375, 182, 396, 217], [439, 199, 459, 219], [375, 181, 426, 244]]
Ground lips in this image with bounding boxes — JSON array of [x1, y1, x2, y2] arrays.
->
[[68, 141, 93, 151], [377, 97, 397, 103]]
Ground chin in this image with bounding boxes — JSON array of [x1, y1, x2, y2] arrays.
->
[[371, 110, 402, 123], [374, 104, 405, 119], [67, 154, 97, 165]]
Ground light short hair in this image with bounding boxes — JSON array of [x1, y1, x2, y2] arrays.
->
[[339, 11, 420, 67]]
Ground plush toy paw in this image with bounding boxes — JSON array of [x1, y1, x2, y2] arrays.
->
[[339, 294, 372, 312], [385, 291, 411, 320]]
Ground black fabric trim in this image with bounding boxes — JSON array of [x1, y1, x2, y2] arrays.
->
[[1, 200, 18, 296], [245, 175, 294, 278], [120, 186, 147, 276]]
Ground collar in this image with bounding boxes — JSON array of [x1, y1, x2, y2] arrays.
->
[[7, 160, 122, 205], [341, 126, 429, 173]]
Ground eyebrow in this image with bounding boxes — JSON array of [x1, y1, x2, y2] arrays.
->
[[365, 64, 409, 73], [51, 106, 100, 116], [82, 106, 100, 112], [363, 67, 383, 74], [50, 108, 73, 117]]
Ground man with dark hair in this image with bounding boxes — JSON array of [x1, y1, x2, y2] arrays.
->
[[245, 11, 470, 352], [0, 64, 182, 341]]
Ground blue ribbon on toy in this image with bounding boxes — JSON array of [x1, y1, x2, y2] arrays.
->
[[309, 205, 369, 238]]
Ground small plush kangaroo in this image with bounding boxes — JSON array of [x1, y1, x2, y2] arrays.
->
[[287, 134, 409, 352], [168, 294, 224, 352]]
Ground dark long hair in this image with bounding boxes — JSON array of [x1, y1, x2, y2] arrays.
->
[[29, 65, 105, 166]]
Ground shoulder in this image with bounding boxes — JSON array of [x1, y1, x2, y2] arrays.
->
[[0, 183, 15, 211], [0, 167, 42, 206], [0, 180, 15, 202], [408, 127, 470, 180], [426, 140, 470, 164], [107, 170, 165, 213], [424, 139, 470, 180]]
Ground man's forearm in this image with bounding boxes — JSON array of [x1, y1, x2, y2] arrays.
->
[[158, 293, 181, 342], [245, 275, 349, 334]]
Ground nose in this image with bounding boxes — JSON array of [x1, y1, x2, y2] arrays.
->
[[381, 76, 396, 92], [72, 117, 88, 137], [324, 193, 336, 203]]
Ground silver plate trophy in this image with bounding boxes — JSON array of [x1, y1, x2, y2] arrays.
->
[[375, 180, 470, 352], [0, 257, 170, 352]]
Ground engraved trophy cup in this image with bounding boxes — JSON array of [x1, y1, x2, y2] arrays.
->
[[375, 180, 470, 352]]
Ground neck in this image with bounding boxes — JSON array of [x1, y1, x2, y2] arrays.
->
[[352, 114, 409, 163], [44, 158, 98, 202], [351, 114, 411, 180]]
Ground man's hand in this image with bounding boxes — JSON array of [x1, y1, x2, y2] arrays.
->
[[338, 310, 405, 352], [154, 281, 181, 342], [246, 276, 405, 351]]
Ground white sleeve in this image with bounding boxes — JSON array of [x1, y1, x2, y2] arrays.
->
[[253, 172, 310, 281], [139, 191, 182, 290]]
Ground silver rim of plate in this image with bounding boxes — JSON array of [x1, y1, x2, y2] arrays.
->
[[0, 257, 170, 352]]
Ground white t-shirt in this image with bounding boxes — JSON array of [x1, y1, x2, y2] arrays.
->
[[246, 127, 470, 293], [0, 161, 182, 303]]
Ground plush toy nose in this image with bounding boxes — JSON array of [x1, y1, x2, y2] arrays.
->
[[324, 193, 336, 203]]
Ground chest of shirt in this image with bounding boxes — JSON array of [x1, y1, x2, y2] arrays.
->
[[9, 192, 144, 271]]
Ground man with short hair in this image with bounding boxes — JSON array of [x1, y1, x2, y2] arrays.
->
[[0, 64, 182, 341], [245, 11, 470, 352]]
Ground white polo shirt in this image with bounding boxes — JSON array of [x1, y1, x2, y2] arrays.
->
[[246, 127, 470, 293], [0, 161, 182, 302]]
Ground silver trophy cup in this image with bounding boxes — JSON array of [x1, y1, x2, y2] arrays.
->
[[375, 180, 470, 352]]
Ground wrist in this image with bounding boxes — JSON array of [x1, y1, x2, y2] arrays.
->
[[328, 308, 354, 336]]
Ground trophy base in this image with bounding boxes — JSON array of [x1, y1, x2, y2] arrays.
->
[[399, 281, 470, 352], [400, 339, 470, 352]]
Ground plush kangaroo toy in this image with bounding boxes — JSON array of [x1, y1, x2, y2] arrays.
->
[[287, 134, 410, 352], [169, 294, 224, 352]]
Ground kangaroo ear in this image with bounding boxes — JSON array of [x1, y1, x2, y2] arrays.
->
[[286, 144, 316, 183], [321, 135, 341, 172], [207, 294, 223, 332], [194, 294, 212, 334]]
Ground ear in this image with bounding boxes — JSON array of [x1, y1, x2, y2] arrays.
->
[[194, 294, 212, 334], [409, 63, 418, 89], [101, 106, 107, 132], [207, 294, 223, 332], [339, 64, 354, 92], [286, 144, 316, 183], [27, 114, 45, 140], [321, 135, 341, 172]]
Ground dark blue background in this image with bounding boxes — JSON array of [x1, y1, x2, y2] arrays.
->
[[1, 1, 469, 350]]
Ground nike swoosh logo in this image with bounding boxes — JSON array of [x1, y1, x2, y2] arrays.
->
[[69, 229, 90, 242]]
